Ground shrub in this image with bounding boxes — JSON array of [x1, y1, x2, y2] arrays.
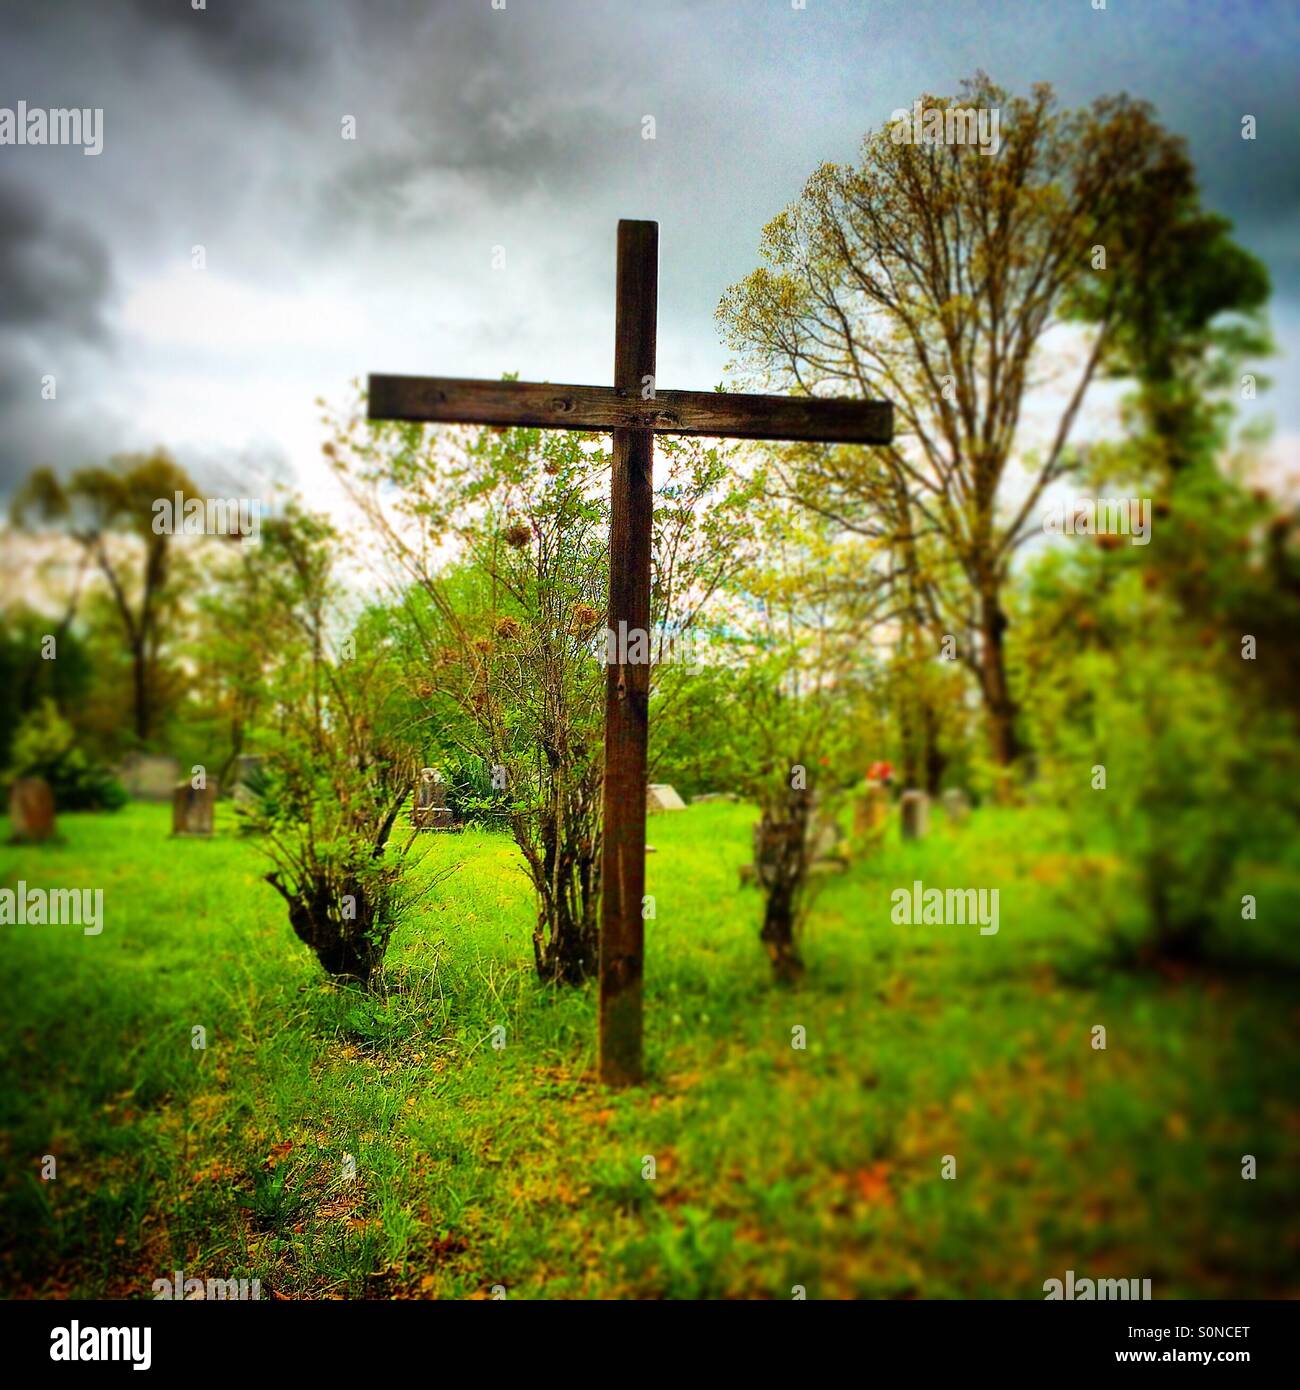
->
[[6, 701, 127, 812]]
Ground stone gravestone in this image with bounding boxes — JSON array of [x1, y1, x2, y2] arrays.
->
[[119, 753, 181, 801], [941, 788, 971, 825], [9, 776, 56, 843], [900, 789, 930, 841], [172, 779, 218, 836], [231, 755, 266, 805], [646, 784, 687, 813], [741, 798, 846, 886], [854, 780, 890, 839], [807, 805, 849, 875], [412, 768, 455, 831]]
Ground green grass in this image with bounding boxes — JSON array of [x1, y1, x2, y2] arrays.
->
[[1, 799, 1297, 1299]]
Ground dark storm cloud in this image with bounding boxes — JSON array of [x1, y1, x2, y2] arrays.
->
[[0, 177, 121, 492], [125, 0, 323, 83], [0, 178, 114, 342], [0, 0, 1293, 506]]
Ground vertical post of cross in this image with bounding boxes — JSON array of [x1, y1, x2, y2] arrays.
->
[[598, 219, 658, 1086]]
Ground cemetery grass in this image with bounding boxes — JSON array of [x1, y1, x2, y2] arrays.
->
[[1, 801, 1297, 1300]]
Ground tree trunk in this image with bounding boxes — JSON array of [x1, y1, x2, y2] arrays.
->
[[898, 688, 921, 789], [131, 639, 150, 744], [978, 588, 1020, 767], [760, 882, 804, 983], [922, 700, 947, 796], [534, 889, 599, 985], [267, 873, 384, 984], [531, 801, 600, 985], [755, 799, 809, 984]]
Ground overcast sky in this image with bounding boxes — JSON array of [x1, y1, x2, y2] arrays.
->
[[0, 0, 1295, 507]]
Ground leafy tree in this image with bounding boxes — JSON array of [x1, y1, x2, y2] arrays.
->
[[0, 605, 94, 767], [717, 75, 1220, 769], [5, 700, 126, 812], [11, 451, 200, 746], [333, 395, 758, 985], [188, 539, 281, 793], [712, 507, 866, 980], [1020, 548, 1298, 962], [1068, 165, 1272, 477], [228, 506, 434, 985]]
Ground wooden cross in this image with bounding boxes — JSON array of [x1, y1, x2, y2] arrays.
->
[[368, 220, 892, 1086]]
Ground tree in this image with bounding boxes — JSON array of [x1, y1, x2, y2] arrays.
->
[[332, 395, 758, 984], [0, 603, 94, 767], [1068, 168, 1272, 477], [717, 75, 1204, 769], [1019, 539, 1299, 963], [715, 504, 865, 981], [191, 541, 277, 793], [230, 505, 433, 985], [11, 452, 200, 746]]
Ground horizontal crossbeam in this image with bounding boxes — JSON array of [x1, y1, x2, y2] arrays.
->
[[367, 374, 892, 444]]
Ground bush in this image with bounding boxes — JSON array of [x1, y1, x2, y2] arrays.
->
[[1021, 562, 1300, 961], [6, 701, 127, 812], [441, 754, 510, 829]]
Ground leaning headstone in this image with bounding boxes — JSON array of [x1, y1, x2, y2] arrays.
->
[[9, 777, 56, 843], [807, 808, 849, 875], [900, 789, 930, 841], [118, 753, 181, 801], [647, 783, 687, 813], [854, 781, 890, 838], [412, 768, 456, 830], [232, 756, 268, 811], [172, 779, 218, 836], [231, 755, 266, 804], [941, 788, 971, 825]]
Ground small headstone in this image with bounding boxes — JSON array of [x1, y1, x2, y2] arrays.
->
[[690, 792, 738, 805], [806, 811, 850, 861], [9, 776, 55, 843], [808, 809, 848, 873], [854, 781, 890, 838], [232, 755, 266, 804], [412, 768, 456, 830], [941, 788, 971, 825], [647, 784, 687, 813], [172, 780, 218, 836], [118, 753, 181, 801], [900, 789, 930, 841]]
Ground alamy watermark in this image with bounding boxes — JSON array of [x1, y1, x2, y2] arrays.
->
[[598, 621, 701, 673], [49, 1323, 150, 1369], [152, 492, 262, 543], [1044, 1269, 1152, 1300], [890, 880, 999, 935], [889, 101, 1000, 156], [152, 1270, 262, 1300], [0, 882, 102, 935], [1042, 497, 1152, 545], [0, 102, 103, 156]]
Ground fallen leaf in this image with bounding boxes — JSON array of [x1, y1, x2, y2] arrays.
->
[[854, 1162, 894, 1207]]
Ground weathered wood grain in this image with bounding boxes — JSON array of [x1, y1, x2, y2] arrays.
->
[[598, 220, 657, 1088], [367, 374, 892, 444]]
